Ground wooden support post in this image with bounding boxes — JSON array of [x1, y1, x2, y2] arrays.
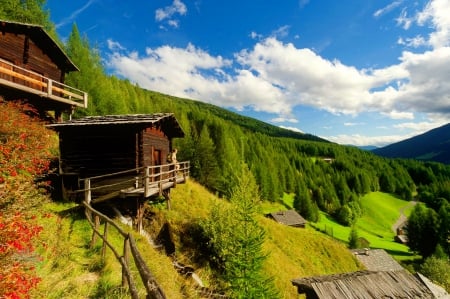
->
[[164, 190, 171, 210], [135, 199, 144, 234]]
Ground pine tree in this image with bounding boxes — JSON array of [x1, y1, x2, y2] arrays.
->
[[348, 226, 360, 249], [202, 163, 278, 298]]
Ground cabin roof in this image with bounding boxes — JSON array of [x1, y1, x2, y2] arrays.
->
[[268, 210, 307, 226], [292, 270, 435, 299], [0, 19, 78, 72], [351, 248, 404, 272], [47, 113, 185, 138]]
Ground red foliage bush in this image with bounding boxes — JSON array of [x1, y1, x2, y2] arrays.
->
[[0, 100, 58, 298]]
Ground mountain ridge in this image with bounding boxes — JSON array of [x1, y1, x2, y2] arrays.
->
[[372, 123, 450, 164]]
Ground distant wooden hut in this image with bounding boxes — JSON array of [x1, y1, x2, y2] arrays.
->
[[292, 270, 435, 299], [351, 248, 404, 272], [48, 113, 185, 200], [267, 210, 307, 228], [0, 19, 87, 119]]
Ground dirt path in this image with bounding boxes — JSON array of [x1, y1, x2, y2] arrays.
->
[[391, 200, 417, 233]]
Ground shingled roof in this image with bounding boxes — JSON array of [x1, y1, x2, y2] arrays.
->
[[267, 210, 307, 227], [47, 113, 185, 138], [351, 248, 404, 272], [292, 270, 435, 299]]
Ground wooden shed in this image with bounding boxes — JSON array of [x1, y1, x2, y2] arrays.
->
[[0, 20, 87, 119], [292, 270, 435, 299], [351, 248, 405, 272], [47, 113, 186, 201], [267, 210, 307, 228]]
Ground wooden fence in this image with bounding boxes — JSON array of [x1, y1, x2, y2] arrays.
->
[[83, 201, 166, 299]]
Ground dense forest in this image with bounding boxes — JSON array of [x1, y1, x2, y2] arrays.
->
[[2, 0, 450, 293]]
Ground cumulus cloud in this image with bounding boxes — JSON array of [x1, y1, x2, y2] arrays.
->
[[107, 0, 450, 131]]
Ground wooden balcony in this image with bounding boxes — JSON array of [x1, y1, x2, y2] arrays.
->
[[0, 58, 87, 108]]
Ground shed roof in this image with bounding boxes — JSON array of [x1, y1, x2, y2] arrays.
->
[[292, 270, 435, 299], [268, 210, 307, 226], [47, 113, 185, 138], [351, 249, 404, 272], [0, 19, 78, 72]]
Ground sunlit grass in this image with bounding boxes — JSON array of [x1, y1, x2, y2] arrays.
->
[[311, 192, 418, 261]]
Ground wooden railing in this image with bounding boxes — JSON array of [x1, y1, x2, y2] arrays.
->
[[83, 201, 166, 299], [0, 58, 88, 108], [81, 161, 190, 204]]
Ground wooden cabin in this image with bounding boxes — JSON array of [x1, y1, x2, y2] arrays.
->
[[47, 114, 187, 202], [292, 270, 435, 299], [351, 248, 404, 272], [266, 210, 307, 228], [0, 20, 87, 120]]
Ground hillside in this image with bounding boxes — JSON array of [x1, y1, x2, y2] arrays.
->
[[148, 180, 363, 298], [373, 123, 450, 164]]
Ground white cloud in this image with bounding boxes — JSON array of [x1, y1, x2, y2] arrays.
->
[[55, 0, 97, 29], [344, 122, 364, 126], [324, 133, 413, 147], [155, 0, 187, 28], [396, 8, 413, 29], [397, 36, 426, 48], [416, 0, 450, 48], [279, 125, 303, 133], [381, 110, 414, 120], [271, 117, 298, 123], [107, 0, 450, 127], [374, 1, 403, 18]]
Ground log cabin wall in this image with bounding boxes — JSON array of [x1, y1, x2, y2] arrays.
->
[[59, 126, 138, 178], [141, 126, 170, 167], [0, 30, 63, 82]]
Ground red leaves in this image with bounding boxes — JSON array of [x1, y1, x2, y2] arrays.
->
[[0, 213, 43, 298], [0, 101, 57, 298]]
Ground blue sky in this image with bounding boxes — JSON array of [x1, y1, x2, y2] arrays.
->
[[45, 0, 450, 146]]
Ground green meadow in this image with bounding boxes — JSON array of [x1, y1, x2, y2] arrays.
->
[[310, 192, 418, 261]]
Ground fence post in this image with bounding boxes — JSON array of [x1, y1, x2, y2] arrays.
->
[[101, 222, 108, 260], [144, 166, 150, 197], [90, 215, 100, 249], [122, 237, 130, 288], [84, 178, 91, 205], [47, 79, 52, 96]]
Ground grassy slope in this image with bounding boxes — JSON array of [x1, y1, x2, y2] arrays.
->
[[164, 180, 362, 299], [312, 192, 417, 261]]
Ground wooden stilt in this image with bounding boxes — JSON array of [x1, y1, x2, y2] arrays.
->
[[163, 189, 171, 210]]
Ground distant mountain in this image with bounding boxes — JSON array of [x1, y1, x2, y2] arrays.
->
[[357, 145, 379, 151], [372, 123, 450, 164]]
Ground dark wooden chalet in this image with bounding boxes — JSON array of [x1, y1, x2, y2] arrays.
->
[[0, 20, 87, 120], [47, 113, 187, 203], [292, 270, 435, 299], [267, 210, 307, 228]]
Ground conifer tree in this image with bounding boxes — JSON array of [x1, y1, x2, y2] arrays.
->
[[202, 163, 278, 298]]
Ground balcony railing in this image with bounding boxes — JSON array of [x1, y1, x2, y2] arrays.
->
[[0, 58, 88, 108]]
